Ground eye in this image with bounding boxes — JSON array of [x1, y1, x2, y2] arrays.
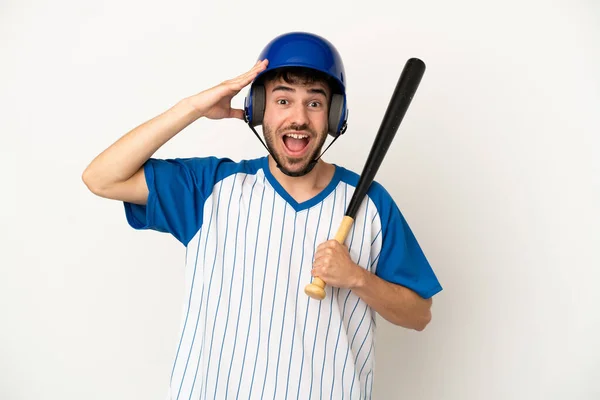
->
[[277, 99, 289, 105], [308, 101, 321, 107]]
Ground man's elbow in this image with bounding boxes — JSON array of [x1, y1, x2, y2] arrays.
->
[[412, 307, 432, 331], [82, 168, 105, 196], [403, 297, 433, 331]]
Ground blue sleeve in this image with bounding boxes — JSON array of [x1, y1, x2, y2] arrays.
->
[[372, 186, 443, 299], [123, 156, 229, 246]]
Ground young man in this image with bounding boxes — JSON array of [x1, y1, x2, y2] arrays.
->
[[83, 32, 442, 399]]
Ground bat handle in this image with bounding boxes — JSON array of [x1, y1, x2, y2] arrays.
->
[[304, 216, 354, 300]]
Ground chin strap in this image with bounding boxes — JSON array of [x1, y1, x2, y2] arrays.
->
[[246, 122, 340, 177]]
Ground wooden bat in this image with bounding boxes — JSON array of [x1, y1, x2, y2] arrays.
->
[[304, 57, 427, 300]]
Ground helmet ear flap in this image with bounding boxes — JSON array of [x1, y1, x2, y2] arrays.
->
[[328, 93, 347, 137], [245, 85, 265, 127], [252, 85, 265, 126]]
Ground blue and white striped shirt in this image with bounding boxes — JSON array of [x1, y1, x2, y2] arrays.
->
[[124, 155, 442, 399]]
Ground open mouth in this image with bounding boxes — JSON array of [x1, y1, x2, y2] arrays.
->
[[282, 132, 311, 156]]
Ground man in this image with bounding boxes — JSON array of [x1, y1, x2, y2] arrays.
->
[[82, 31, 442, 399]]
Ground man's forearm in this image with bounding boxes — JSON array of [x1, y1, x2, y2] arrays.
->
[[82, 97, 203, 192], [352, 267, 432, 331]]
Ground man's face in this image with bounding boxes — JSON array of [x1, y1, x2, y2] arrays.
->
[[262, 76, 330, 175]]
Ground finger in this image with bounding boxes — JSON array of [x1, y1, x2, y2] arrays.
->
[[312, 250, 330, 262], [315, 257, 331, 270], [327, 239, 342, 248], [223, 59, 268, 91], [230, 108, 245, 120], [252, 58, 268, 71], [236, 59, 268, 84], [232, 59, 266, 82], [318, 240, 337, 251], [227, 72, 261, 92], [316, 242, 331, 253], [312, 256, 324, 267]]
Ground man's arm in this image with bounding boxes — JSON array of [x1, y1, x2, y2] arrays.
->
[[311, 239, 434, 331], [81, 60, 269, 204], [82, 98, 202, 204], [351, 268, 432, 331]]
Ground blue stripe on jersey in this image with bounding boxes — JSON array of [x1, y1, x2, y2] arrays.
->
[[234, 174, 267, 399], [309, 186, 337, 399], [247, 187, 276, 397], [271, 209, 300, 400], [257, 197, 288, 400], [123, 155, 442, 400], [283, 203, 317, 400], [170, 224, 202, 385], [292, 200, 324, 400], [183, 178, 225, 399], [200, 175, 235, 397], [222, 173, 259, 398], [212, 174, 246, 393], [207, 173, 247, 397]]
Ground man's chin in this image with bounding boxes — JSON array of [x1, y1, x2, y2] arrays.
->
[[276, 156, 315, 175]]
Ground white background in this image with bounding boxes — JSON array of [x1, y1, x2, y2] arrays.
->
[[2, 0, 599, 399]]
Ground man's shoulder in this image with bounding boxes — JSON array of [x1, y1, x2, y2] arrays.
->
[[335, 164, 396, 209], [150, 155, 266, 181]]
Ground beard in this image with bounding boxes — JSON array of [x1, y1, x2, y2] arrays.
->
[[263, 122, 328, 175]]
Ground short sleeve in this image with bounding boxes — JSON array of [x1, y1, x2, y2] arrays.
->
[[124, 156, 229, 246], [371, 187, 443, 299]]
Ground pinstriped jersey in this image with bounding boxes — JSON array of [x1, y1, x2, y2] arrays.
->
[[124, 155, 442, 399]]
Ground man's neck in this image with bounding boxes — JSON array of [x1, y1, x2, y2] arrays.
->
[[267, 155, 335, 202]]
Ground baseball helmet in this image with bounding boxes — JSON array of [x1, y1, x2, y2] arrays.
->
[[244, 31, 348, 137]]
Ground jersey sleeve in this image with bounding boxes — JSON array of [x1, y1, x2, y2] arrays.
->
[[371, 186, 443, 299], [123, 156, 229, 246]]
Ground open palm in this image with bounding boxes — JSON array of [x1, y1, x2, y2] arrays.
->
[[191, 59, 269, 120]]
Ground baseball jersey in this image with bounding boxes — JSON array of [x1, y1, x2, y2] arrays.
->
[[124, 155, 442, 400]]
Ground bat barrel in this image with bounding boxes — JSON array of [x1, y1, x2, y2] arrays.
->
[[345, 58, 426, 219]]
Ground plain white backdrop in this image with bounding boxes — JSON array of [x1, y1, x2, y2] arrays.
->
[[2, 0, 599, 399]]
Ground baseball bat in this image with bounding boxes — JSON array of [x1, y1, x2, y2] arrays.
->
[[304, 57, 426, 300]]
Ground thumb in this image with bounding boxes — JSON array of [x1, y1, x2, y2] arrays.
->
[[230, 108, 245, 120]]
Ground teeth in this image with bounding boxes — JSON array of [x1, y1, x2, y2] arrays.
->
[[285, 133, 308, 139]]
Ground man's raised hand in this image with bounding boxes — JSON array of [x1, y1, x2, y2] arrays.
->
[[189, 59, 269, 120]]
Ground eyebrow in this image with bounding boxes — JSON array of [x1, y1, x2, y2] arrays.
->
[[272, 85, 328, 98]]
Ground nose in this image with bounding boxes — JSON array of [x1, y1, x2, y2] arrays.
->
[[288, 102, 310, 128]]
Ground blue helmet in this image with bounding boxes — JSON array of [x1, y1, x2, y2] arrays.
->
[[244, 31, 348, 137]]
